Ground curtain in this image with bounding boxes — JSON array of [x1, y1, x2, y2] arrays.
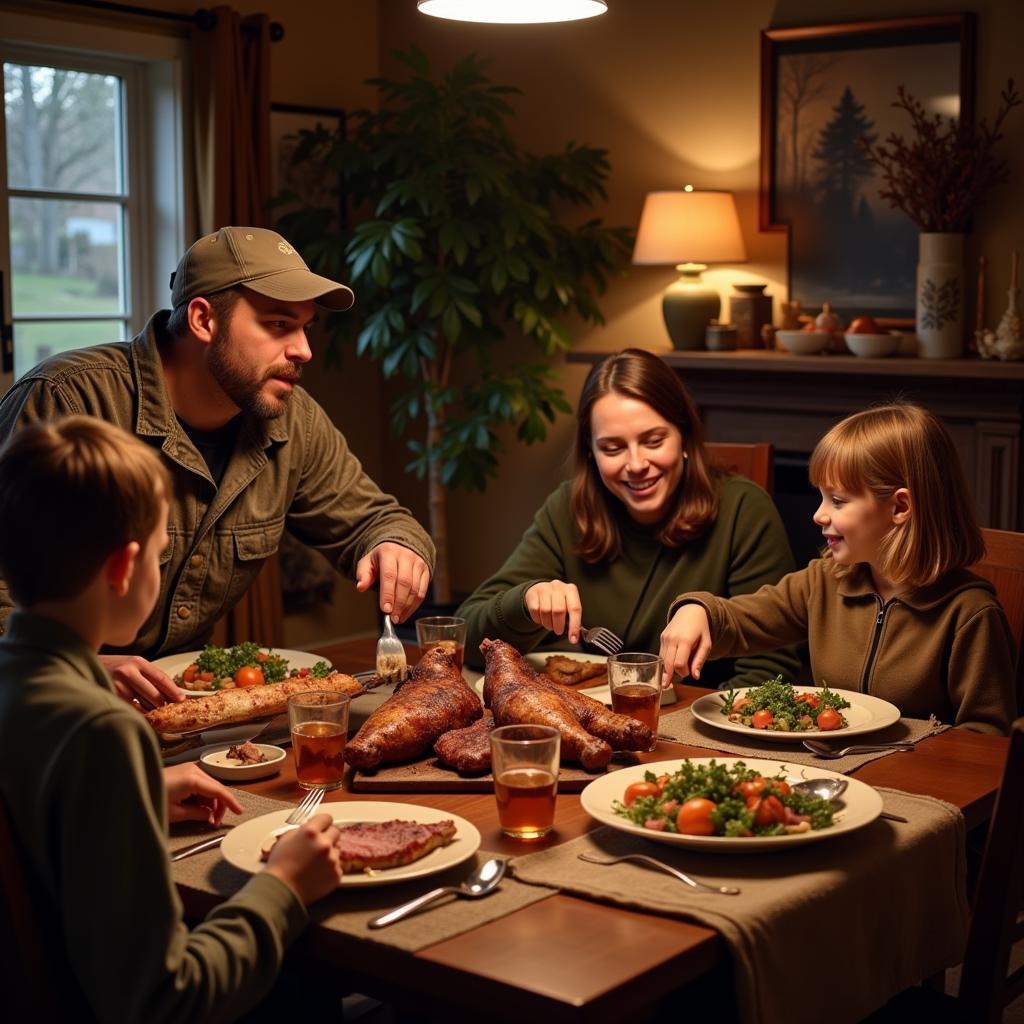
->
[[192, 5, 284, 647]]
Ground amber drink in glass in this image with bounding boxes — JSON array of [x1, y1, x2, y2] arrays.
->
[[490, 724, 560, 840], [608, 653, 663, 751], [415, 616, 467, 671], [288, 691, 350, 790]]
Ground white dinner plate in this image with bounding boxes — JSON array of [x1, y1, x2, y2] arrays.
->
[[221, 801, 481, 886], [153, 649, 332, 697], [688, 686, 900, 743], [580, 757, 883, 852], [471, 650, 675, 706]]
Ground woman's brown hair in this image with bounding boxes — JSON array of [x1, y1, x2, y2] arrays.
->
[[571, 348, 720, 563], [0, 416, 172, 606], [808, 402, 984, 587]]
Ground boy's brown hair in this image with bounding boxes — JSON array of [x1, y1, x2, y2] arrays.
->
[[0, 416, 171, 606], [571, 348, 722, 563], [809, 402, 984, 587]]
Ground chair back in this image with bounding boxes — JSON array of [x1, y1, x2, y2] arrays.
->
[[958, 715, 1024, 1021], [972, 528, 1024, 712], [0, 799, 69, 1022], [705, 441, 775, 495]]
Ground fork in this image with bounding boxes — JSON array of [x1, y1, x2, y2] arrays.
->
[[579, 625, 624, 656], [577, 852, 740, 895], [170, 786, 326, 862], [802, 739, 915, 759], [376, 615, 408, 684]]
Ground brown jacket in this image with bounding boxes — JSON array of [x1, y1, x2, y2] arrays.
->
[[0, 314, 435, 656], [672, 558, 1016, 735]]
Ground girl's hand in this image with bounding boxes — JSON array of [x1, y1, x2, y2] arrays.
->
[[524, 581, 583, 643], [265, 813, 343, 905], [659, 604, 712, 688], [163, 763, 243, 825]]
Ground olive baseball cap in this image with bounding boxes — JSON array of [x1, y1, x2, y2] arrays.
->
[[169, 226, 355, 311]]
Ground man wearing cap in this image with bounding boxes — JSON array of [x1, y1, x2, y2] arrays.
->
[[0, 227, 435, 706]]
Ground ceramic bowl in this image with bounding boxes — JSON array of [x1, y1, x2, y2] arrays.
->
[[775, 330, 830, 355], [844, 332, 899, 358], [200, 744, 286, 782]]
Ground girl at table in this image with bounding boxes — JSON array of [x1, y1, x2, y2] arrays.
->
[[458, 348, 800, 689], [663, 402, 1016, 734]]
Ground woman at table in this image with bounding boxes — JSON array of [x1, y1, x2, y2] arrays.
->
[[458, 348, 800, 689]]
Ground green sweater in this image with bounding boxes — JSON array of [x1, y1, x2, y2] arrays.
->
[[458, 476, 800, 689], [0, 612, 308, 1022]]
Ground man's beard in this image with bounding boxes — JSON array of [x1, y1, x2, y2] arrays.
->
[[208, 336, 301, 419]]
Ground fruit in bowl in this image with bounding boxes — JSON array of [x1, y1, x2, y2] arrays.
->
[[776, 329, 830, 355], [843, 332, 899, 358], [847, 315, 882, 334]]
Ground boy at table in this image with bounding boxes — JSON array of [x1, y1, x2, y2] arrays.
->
[[0, 416, 345, 1021]]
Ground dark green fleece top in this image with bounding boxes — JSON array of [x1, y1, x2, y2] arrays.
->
[[459, 476, 800, 689]]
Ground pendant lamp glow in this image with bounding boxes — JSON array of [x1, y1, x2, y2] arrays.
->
[[417, 0, 607, 24]]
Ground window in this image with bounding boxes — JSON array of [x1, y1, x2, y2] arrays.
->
[[0, 14, 189, 392]]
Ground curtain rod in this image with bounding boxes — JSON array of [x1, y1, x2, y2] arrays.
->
[[60, 0, 285, 41]]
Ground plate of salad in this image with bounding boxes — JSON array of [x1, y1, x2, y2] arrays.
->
[[154, 643, 333, 696], [688, 676, 900, 743], [580, 757, 883, 851]]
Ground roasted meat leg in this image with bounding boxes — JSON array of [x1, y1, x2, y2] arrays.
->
[[434, 713, 495, 773]]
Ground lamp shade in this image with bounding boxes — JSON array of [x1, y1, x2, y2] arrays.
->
[[632, 190, 746, 266], [417, 0, 607, 23]]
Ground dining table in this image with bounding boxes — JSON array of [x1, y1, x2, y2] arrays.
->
[[170, 636, 1009, 1023]]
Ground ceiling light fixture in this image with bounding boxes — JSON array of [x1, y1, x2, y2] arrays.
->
[[417, 0, 607, 25]]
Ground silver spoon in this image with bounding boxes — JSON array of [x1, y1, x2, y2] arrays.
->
[[792, 775, 908, 823], [802, 739, 915, 759], [368, 858, 506, 929]]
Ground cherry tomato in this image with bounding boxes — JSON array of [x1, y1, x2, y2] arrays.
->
[[766, 779, 792, 797], [623, 782, 660, 807], [299, 667, 311, 677], [734, 777, 766, 800], [256, 652, 268, 663], [751, 709, 774, 730], [817, 708, 842, 731], [182, 664, 198, 683], [198, 671, 214, 683], [795, 693, 821, 709], [654, 774, 671, 795], [675, 798, 717, 836], [234, 666, 265, 688], [747, 794, 786, 828]]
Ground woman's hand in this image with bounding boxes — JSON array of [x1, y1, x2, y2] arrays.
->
[[163, 763, 243, 825], [524, 581, 583, 643], [265, 813, 344, 905], [659, 604, 712, 688]]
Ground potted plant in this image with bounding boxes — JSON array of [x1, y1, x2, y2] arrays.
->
[[859, 80, 1020, 358], [276, 49, 633, 604]]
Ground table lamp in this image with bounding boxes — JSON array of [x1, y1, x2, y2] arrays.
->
[[632, 188, 747, 350]]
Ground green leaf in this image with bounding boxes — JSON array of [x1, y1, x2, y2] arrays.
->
[[442, 304, 462, 343]]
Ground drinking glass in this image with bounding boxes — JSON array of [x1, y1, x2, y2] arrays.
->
[[415, 615, 467, 671], [288, 691, 350, 790], [608, 652, 663, 751], [489, 724, 560, 840]]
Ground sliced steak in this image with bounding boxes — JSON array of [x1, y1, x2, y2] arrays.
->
[[336, 819, 456, 873]]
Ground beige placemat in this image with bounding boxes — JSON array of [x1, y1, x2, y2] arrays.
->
[[510, 789, 967, 1024], [657, 709, 949, 774], [168, 790, 555, 953]]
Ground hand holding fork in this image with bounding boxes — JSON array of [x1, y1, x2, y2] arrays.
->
[[523, 581, 623, 655]]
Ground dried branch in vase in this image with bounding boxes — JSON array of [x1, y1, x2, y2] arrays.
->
[[859, 79, 1021, 233]]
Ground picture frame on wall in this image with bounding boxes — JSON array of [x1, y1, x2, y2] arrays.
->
[[759, 14, 975, 323], [269, 102, 347, 230]]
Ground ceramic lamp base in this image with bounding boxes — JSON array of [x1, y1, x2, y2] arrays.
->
[[662, 265, 720, 350]]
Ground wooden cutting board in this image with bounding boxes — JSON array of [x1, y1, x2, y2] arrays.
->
[[349, 750, 641, 794]]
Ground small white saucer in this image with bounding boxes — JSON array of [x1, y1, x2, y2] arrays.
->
[[200, 744, 286, 782]]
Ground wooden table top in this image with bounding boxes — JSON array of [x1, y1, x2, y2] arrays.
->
[[178, 636, 1009, 1022]]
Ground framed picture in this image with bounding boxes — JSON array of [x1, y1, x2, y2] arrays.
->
[[269, 102, 346, 228], [760, 15, 975, 322]]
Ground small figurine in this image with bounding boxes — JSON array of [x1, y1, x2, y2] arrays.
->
[[814, 302, 846, 353], [779, 300, 802, 330], [977, 250, 1024, 361]]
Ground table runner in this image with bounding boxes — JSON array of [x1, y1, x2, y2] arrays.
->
[[657, 709, 949, 774], [509, 788, 967, 1024], [169, 790, 555, 953]]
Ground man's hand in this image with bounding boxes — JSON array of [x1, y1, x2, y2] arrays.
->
[[659, 604, 713, 689], [524, 580, 584, 644], [164, 763, 243, 825], [100, 653, 185, 708], [355, 542, 431, 623]]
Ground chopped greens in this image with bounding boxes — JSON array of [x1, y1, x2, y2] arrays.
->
[[176, 644, 332, 691], [718, 676, 850, 732]]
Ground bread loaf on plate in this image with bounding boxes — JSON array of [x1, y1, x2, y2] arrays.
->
[[145, 672, 362, 739]]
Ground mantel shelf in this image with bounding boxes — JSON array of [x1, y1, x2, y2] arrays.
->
[[567, 348, 1024, 381]]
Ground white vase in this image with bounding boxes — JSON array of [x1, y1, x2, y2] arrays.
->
[[916, 233, 965, 359]]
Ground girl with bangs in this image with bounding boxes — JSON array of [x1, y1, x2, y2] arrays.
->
[[458, 348, 800, 690], [664, 403, 1016, 734]]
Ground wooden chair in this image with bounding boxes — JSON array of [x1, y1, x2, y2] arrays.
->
[[973, 527, 1024, 713], [705, 441, 774, 495]]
